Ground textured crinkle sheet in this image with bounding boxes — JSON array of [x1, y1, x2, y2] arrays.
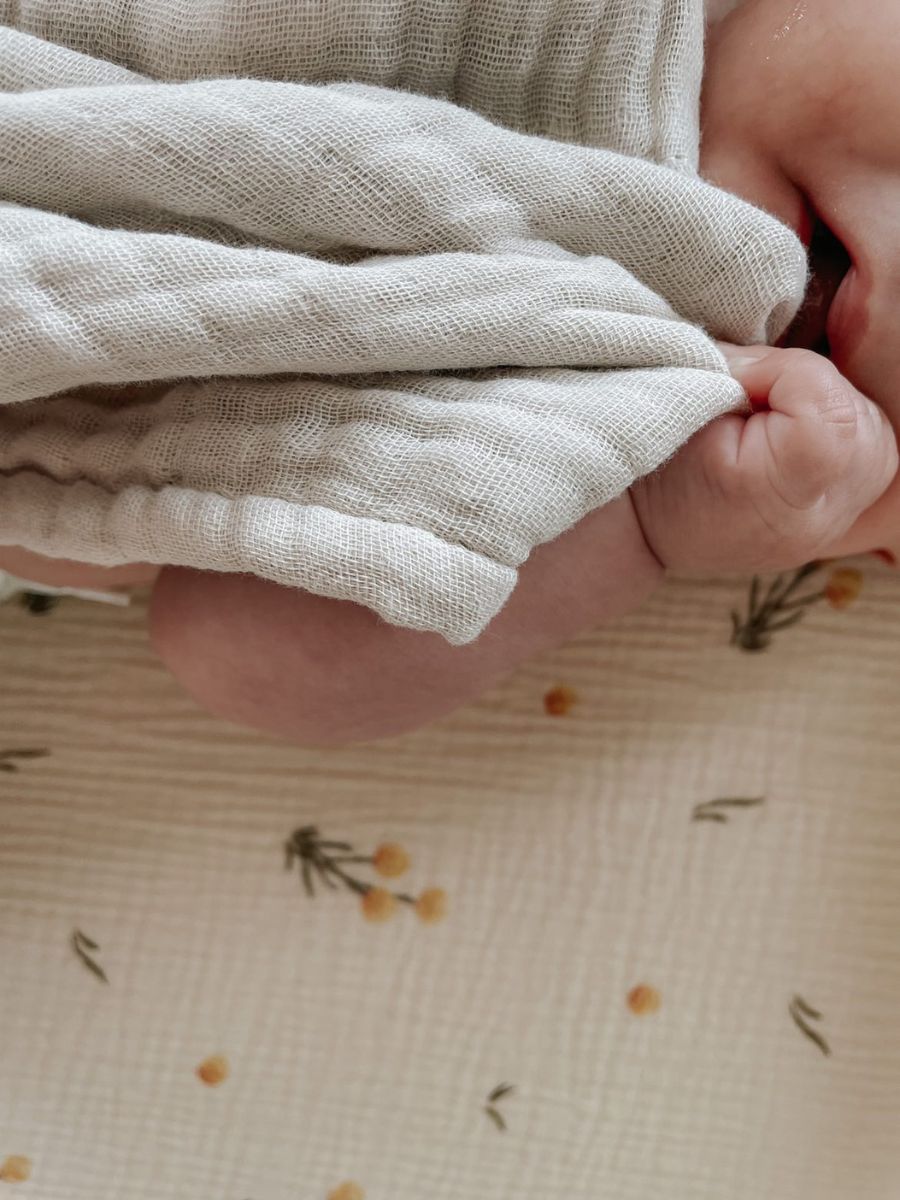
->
[[2, 562, 899, 1199]]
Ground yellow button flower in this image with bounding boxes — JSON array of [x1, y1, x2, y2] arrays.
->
[[543, 685, 578, 716], [328, 1182, 365, 1200], [372, 842, 410, 879], [825, 568, 863, 609], [361, 887, 397, 923], [196, 1054, 229, 1086], [627, 984, 662, 1016], [415, 888, 448, 924], [0, 1156, 32, 1183]]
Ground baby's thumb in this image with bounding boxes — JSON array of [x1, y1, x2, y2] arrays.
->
[[715, 342, 784, 408]]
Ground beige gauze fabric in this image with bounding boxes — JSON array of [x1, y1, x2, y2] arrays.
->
[[0, 2, 807, 642]]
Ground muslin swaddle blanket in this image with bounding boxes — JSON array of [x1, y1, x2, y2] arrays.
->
[[0, 1, 807, 642]]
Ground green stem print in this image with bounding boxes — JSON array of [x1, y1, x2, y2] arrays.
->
[[484, 1083, 515, 1132], [732, 561, 864, 651], [0, 748, 49, 772], [22, 592, 61, 615], [692, 797, 765, 824], [71, 929, 109, 984], [284, 826, 446, 924], [731, 563, 824, 651], [789, 995, 831, 1057]]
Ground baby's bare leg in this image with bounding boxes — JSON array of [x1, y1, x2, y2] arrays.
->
[[0, 547, 157, 589], [18, 349, 895, 747], [149, 495, 662, 744]]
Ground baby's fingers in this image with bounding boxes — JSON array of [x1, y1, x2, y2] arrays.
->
[[762, 353, 866, 510], [726, 346, 896, 518], [717, 343, 852, 420]]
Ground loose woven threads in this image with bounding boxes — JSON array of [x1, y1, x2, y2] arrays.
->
[[0, 2, 806, 640]]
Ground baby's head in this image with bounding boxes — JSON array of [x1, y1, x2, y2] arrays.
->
[[701, 0, 899, 421], [701, 0, 900, 557]]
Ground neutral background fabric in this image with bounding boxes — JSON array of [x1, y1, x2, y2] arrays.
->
[[0, 2, 807, 641], [1, 567, 898, 1199]]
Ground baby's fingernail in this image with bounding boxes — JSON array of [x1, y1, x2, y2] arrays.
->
[[715, 342, 770, 369], [725, 356, 761, 371]]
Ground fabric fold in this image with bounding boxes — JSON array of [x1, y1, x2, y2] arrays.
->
[[0, 0, 705, 162], [0, 363, 744, 640], [0, 1, 809, 641], [3, 201, 743, 404], [0, 77, 805, 343]]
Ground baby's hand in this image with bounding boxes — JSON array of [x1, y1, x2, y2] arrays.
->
[[632, 346, 899, 571]]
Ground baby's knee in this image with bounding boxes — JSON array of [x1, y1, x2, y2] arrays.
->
[[148, 567, 484, 745], [148, 505, 663, 744]]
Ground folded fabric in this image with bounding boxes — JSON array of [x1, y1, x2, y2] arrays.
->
[[0, 3, 808, 641]]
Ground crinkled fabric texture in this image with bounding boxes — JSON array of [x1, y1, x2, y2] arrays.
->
[[4, 568, 900, 1200], [0, 3, 808, 641]]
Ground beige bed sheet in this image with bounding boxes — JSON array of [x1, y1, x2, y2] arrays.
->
[[1, 566, 898, 1200]]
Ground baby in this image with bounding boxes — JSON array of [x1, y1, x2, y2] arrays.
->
[[6, 0, 900, 743]]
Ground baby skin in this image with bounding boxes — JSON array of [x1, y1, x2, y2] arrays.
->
[[7, 0, 900, 743], [141, 344, 896, 743]]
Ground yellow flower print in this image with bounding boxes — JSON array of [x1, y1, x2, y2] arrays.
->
[[196, 1054, 229, 1086], [286, 827, 445, 924], [825, 567, 863, 609], [0, 1156, 32, 1184], [372, 843, 410, 879], [627, 984, 662, 1016], [415, 888, 448, 924], [328, 1182, 365, 1200], [361, 887, 397, 923], [543, 685, 578, 716]]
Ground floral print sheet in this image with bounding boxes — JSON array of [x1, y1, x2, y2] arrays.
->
[[1, 562, 898, 1200]]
